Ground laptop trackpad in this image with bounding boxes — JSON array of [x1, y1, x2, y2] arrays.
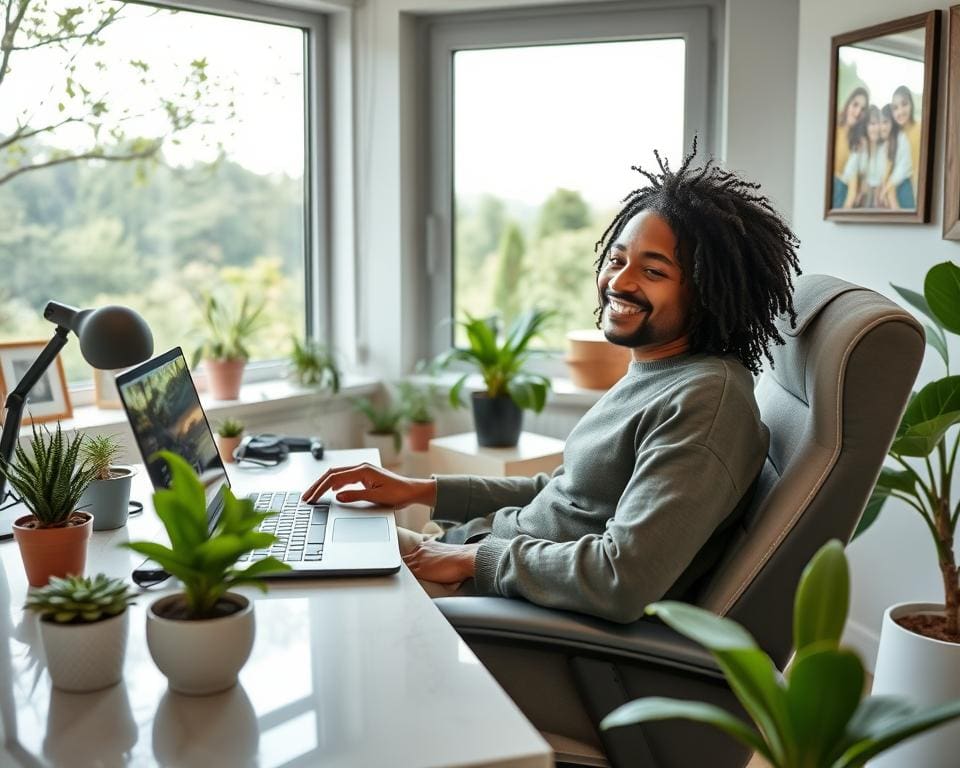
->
[[332, 517, 389, 543]]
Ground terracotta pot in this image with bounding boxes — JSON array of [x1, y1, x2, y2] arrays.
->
[[204, 358, 246, 401], [565, 329, 631, 390], [407, 421, 435, 452], [216, 434, 243, 463], [13, 512, 93, 587]]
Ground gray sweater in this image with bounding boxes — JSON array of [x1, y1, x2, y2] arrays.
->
[[431, 354, 768, 623]]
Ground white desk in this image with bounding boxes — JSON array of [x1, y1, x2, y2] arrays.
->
[[0, 450, 551, 767]]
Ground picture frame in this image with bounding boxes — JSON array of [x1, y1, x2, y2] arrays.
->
[[824, 11, 941, 223], [944, 6, 960, 238], [93, 367, 124, 410], [0, 341, 72, 425]]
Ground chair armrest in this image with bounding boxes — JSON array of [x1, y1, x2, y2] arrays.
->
[[434, 596, 723, 680]]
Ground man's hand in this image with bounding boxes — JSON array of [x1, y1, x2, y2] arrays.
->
[[403, 539, 480, 584], [302, 463, 437, 507]]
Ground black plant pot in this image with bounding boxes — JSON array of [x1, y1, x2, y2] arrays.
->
[[471, 393, 523, 447]]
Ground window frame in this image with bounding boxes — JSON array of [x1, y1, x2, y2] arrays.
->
[[423, 2, 714, 375]]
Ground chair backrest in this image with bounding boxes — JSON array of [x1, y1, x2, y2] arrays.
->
[[694, 275, 923, 666]]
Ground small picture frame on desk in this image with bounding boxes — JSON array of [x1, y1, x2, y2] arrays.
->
[[92, 367, 124, 409], [0, 340, 72, 425]]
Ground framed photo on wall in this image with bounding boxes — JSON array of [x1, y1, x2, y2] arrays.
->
[[92, 367, 124, 409], [0, 341, 72, 425], [825, 11, 941, 223], [944, 6, 960, 238]]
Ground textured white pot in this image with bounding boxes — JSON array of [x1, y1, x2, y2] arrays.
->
[[871, 602, 960, 768], [40, 610, 129, 692], [362, 432, 401, 467], [146, 592, 254, 696]]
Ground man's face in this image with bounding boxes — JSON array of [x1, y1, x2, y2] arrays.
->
[[597, 210, 693, 350]]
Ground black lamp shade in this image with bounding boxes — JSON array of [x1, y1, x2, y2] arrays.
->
[[74, 305, 154, 369]]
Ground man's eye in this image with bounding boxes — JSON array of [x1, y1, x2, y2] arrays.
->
[[645, 269, 665, 279]]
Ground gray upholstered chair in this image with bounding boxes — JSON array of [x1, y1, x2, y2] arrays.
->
[[434, 275, 924, 768]]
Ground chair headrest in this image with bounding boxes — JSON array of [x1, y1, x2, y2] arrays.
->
[[781, 275, 862, 338]]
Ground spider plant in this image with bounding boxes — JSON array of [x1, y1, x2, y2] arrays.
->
[[289, 337, 340, 393], [80, 434, 123, 481]]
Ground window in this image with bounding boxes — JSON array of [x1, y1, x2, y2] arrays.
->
[[0, 0, 325, 386], [425, 4, 712, 357]]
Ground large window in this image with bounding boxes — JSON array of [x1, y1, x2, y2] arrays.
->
[[0, 0, 321, 384], [426, 5, 712, 356]]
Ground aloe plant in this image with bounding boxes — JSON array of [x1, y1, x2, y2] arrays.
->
[[191, 289, 265, 365], [80, 433, 123, 481], [123, 452, 290, 618], [289, 337, 340, 393], [436, 309, 554, 412], [0, 422, 99, 527], [25, 573, 136, 624], [602, 540, 960, 767], [853, 260, 960, 638]]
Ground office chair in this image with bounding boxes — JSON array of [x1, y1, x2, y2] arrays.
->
[[434, 275, 924, 768]]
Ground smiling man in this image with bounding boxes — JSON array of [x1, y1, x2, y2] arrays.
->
[[303, 141, 802, 622]]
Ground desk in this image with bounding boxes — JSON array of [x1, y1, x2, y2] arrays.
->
[[429, 432, 565, 478], [0, 451, 551, 767]]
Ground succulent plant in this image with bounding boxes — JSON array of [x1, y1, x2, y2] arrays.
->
[[25, 573, 137, 624], [80, 433, 124, 481], [216, 417, 245, 438]]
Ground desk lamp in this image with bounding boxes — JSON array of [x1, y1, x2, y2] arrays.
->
[[0, 301, 154, 499]]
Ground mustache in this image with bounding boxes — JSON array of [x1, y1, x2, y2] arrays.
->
[[603, 291, 652, 312]]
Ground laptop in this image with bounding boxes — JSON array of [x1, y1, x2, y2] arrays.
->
[[116, 347, 401, 578]]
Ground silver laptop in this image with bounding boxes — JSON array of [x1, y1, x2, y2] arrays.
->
[[116, 347, 400, 578]]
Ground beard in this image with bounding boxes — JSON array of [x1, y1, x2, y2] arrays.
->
[[599, 294, 655, 347]]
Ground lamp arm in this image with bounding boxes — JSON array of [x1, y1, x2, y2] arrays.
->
[[0, 326, 70, 498]]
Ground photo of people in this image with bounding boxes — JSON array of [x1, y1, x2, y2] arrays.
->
[[830, 28, 926, 213]]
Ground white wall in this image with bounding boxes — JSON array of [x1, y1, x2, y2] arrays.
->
[[793, 0, 960, 668]]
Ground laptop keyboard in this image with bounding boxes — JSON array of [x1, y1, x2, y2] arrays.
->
[[239, 491, 330, 564]]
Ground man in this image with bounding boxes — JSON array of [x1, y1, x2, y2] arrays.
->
[[303, 142, 801, 623]]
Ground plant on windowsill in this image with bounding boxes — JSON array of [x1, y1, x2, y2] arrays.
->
[[78, 434, 135, 531], [435, 309, 553, 447], [397, 366, 447, 452], [602, 540, 960, 768], [289, 336, 340, 393], [191, 289, 265, 401], [215, 417, 245, 464], [2, 422, 99, 587], [25, 573, 137, 692], [123, 451, 291, 695], [850, 260, 960, 765], [352, 394, 404, 467]]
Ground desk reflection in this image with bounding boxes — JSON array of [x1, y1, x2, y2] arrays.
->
[[43, 683, 137, 767]]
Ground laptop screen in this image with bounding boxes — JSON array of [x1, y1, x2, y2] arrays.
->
[[116, 347, 230, 517]]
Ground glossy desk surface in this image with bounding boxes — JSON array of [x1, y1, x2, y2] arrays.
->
[[0, 450, 551, 767]]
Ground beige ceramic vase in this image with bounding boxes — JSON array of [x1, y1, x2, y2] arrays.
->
[[565, 330, 631, 389], [205, 358, 246, 400], [13, 512, 93, 587]]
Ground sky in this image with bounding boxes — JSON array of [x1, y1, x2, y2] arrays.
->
[[840, 40, 925, 117]]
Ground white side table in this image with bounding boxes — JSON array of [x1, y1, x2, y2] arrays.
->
[[429, 431, 565, 478]]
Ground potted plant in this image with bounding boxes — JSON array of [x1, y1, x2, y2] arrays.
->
[[565, 328, 631, 390], [215, 417, 245, 464], [124, 451, 290, 695], [397, 374, 445, 452], [437, 309, 553, 447], [192, 290, 265, 400], [2, 422, 99, 587], [852, 260, 960, 766], [352, 394, 404, 467], [78, 434, 135, 531], [289, 336, 340, 393], [25, 573, 137, 692], [602, 540, 960, 768]]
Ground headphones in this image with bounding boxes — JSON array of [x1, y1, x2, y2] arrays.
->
[[233, 434, 325, 467]]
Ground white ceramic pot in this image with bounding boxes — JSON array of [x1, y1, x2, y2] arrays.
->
[[146, 592, 254, 696], [39, 610, 129, 692], [362, 432, 401, 467], [871, 602, 960, 767]]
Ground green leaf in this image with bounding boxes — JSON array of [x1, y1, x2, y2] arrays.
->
[[875, 467, 917, 495], [924, 261, 960, 335], [786, 646, 864, 766], [890, 377, 960, 457], [601, 697, 773, 762], [646, 601, 757, 651], [925, 324, 950, 370], [829, 696, 914, 762], [233, 556, 291, 579], [794, 540, 848, 652], [852, 487, 890, 540], [891, 284, 944, 329]]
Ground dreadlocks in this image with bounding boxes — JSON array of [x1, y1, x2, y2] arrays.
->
[[594, 138, 801, 374]]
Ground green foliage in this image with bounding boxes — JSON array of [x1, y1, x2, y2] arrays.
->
[[123, 452, 290, 618], [537, 188, 591, 239], [854, 261, 960, 635], [396, 375, 445, 425], [0, 422, 98, 527], [25, 573, 136, 624], [80, 433, 123, 481], [289, 337, 340, 393], [192, 289, 265, 364], [456, 194, 506, 272], [436, 309, 554, 413], [601, 541, 960, 768], [492, 223, 525, 327], [352, 395, 403, 451], [215, 418, 244, 438]]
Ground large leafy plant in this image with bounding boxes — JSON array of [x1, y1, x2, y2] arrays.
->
[[602, 540, 960, 767], [853, 260, 960, 638], [124, 452, 290, 618], [437, 309, 553, 412], [0, 422, 98, 527], [192, 289, 265, 365]]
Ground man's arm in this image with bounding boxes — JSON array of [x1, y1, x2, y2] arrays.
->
[[431, 469, 561, 525]]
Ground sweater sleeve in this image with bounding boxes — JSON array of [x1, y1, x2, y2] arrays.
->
[[472, 443, 741, 623], [431, 468, 561, 524]]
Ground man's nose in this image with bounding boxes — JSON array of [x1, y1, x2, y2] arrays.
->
[[607, 263, 640, 294]]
